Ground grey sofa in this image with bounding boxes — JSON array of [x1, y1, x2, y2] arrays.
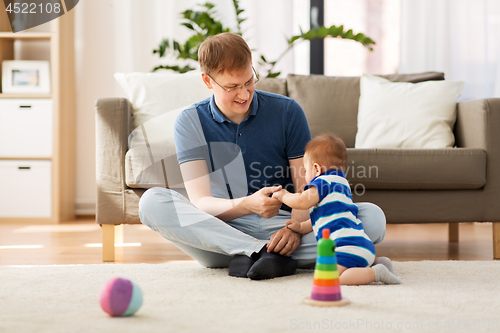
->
[[96, 72, 500, 262]]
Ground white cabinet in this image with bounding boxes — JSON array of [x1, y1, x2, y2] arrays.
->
[[0, 99, 53, 217], [0, 99, 53, 157], [0, 160, 52, 217], [0, 9, 75, 223]]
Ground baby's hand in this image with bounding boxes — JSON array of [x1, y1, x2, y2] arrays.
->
[[272, 189, 289, 202], [286, 220, 301, 233]]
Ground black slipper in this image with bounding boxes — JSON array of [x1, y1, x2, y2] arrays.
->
[[228, 255, 255, 278], [247, 248, 298, 280]]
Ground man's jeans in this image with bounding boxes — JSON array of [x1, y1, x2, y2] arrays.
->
[[139, 188, 386, 268]]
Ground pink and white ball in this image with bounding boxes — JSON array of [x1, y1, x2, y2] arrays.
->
[[99, 278, 143, 317]]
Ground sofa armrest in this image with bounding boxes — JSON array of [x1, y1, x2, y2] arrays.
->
[[455, 98, 500, 150], [95, 98, 132, 225], [455, 98, 500, 221], [456, 99, 489, 149]]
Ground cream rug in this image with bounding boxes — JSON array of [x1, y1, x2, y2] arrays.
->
[[1, 261, 500, 333]]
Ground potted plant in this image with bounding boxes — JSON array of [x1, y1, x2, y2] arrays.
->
[[152, 1, 375, 78]]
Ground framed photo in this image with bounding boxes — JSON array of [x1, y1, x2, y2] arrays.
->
[[1, 60, 51, 94]]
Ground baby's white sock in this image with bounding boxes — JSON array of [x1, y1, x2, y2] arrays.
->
[[373, 264, 402, 284], [376, 257, 396, 275]]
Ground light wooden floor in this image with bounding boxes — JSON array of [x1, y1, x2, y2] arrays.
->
[[0, 217, 495, 265]]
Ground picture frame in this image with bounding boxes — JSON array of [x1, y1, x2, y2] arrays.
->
[[1, 60, 51, 94]]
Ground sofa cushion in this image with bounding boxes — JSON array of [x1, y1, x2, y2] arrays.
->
[[114, 71, 212, 129], [125, 144, 184, 188], [346, 148, 486, 190], [126, 145, 486, 191], [256, 78, 287, 96], [286, 72, 445, 148], [355, 74, 464, 149]]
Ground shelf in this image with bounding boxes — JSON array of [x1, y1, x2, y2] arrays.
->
[[0, 157, 52, 160], [0, 11, 75, 223], [0, 32, 53, 40], [0, 93, 51, 98], [0, 217, 56, 224]]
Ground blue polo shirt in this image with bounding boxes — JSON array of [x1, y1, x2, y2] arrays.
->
[[174, 90, 311, 209]]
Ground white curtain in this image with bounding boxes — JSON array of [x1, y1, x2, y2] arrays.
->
[[399, 0, 500, 101]]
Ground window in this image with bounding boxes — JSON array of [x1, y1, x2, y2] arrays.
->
[[323, 0, 401, 76]]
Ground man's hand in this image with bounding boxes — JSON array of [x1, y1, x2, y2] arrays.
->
[[267, 224, 301, 256], [242, 186, 283, 218]]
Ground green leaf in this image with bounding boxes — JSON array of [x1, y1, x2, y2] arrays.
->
[[354, 33, 366, 42], [152, 65, 196, 73], [183, 40, 191, 58], [203, 3, 215, 10], [289, 25, 375, 50], [302, 30, 316, 40], [173, 41, 181, 52], [328, 25, 343, 37], [182, 9, 193, 20], [266, 71, 281, 78], [365, 37, 376, 46], [188, 35, 201, 43], [260, 55, 267, 63], [289, 35, 301, 44], [316, 26, 329, 38], [181, 22, 195, 31], [152, 38, 170, 57], [343, 29, 354, 39]]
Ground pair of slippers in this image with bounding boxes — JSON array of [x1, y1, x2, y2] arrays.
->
[[228, 247, 298, 280]]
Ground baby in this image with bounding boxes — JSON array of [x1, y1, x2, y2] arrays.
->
[[272, 134, 401, 285]]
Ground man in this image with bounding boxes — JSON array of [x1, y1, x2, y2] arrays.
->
[[139, 33, 386, 280]]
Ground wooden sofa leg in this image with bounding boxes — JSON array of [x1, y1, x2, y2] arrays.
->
[[448, 223, 459, 243], [493, 223, 500, 260], [102, 224, 115, 262], [115, 224, 124, 244]]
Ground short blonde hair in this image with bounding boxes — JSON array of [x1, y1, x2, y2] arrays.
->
[[305, 134, 347, 172], [198, 33, 252, 75]]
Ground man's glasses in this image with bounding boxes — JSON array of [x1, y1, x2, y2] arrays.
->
[[206, 67, 260, 94]]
